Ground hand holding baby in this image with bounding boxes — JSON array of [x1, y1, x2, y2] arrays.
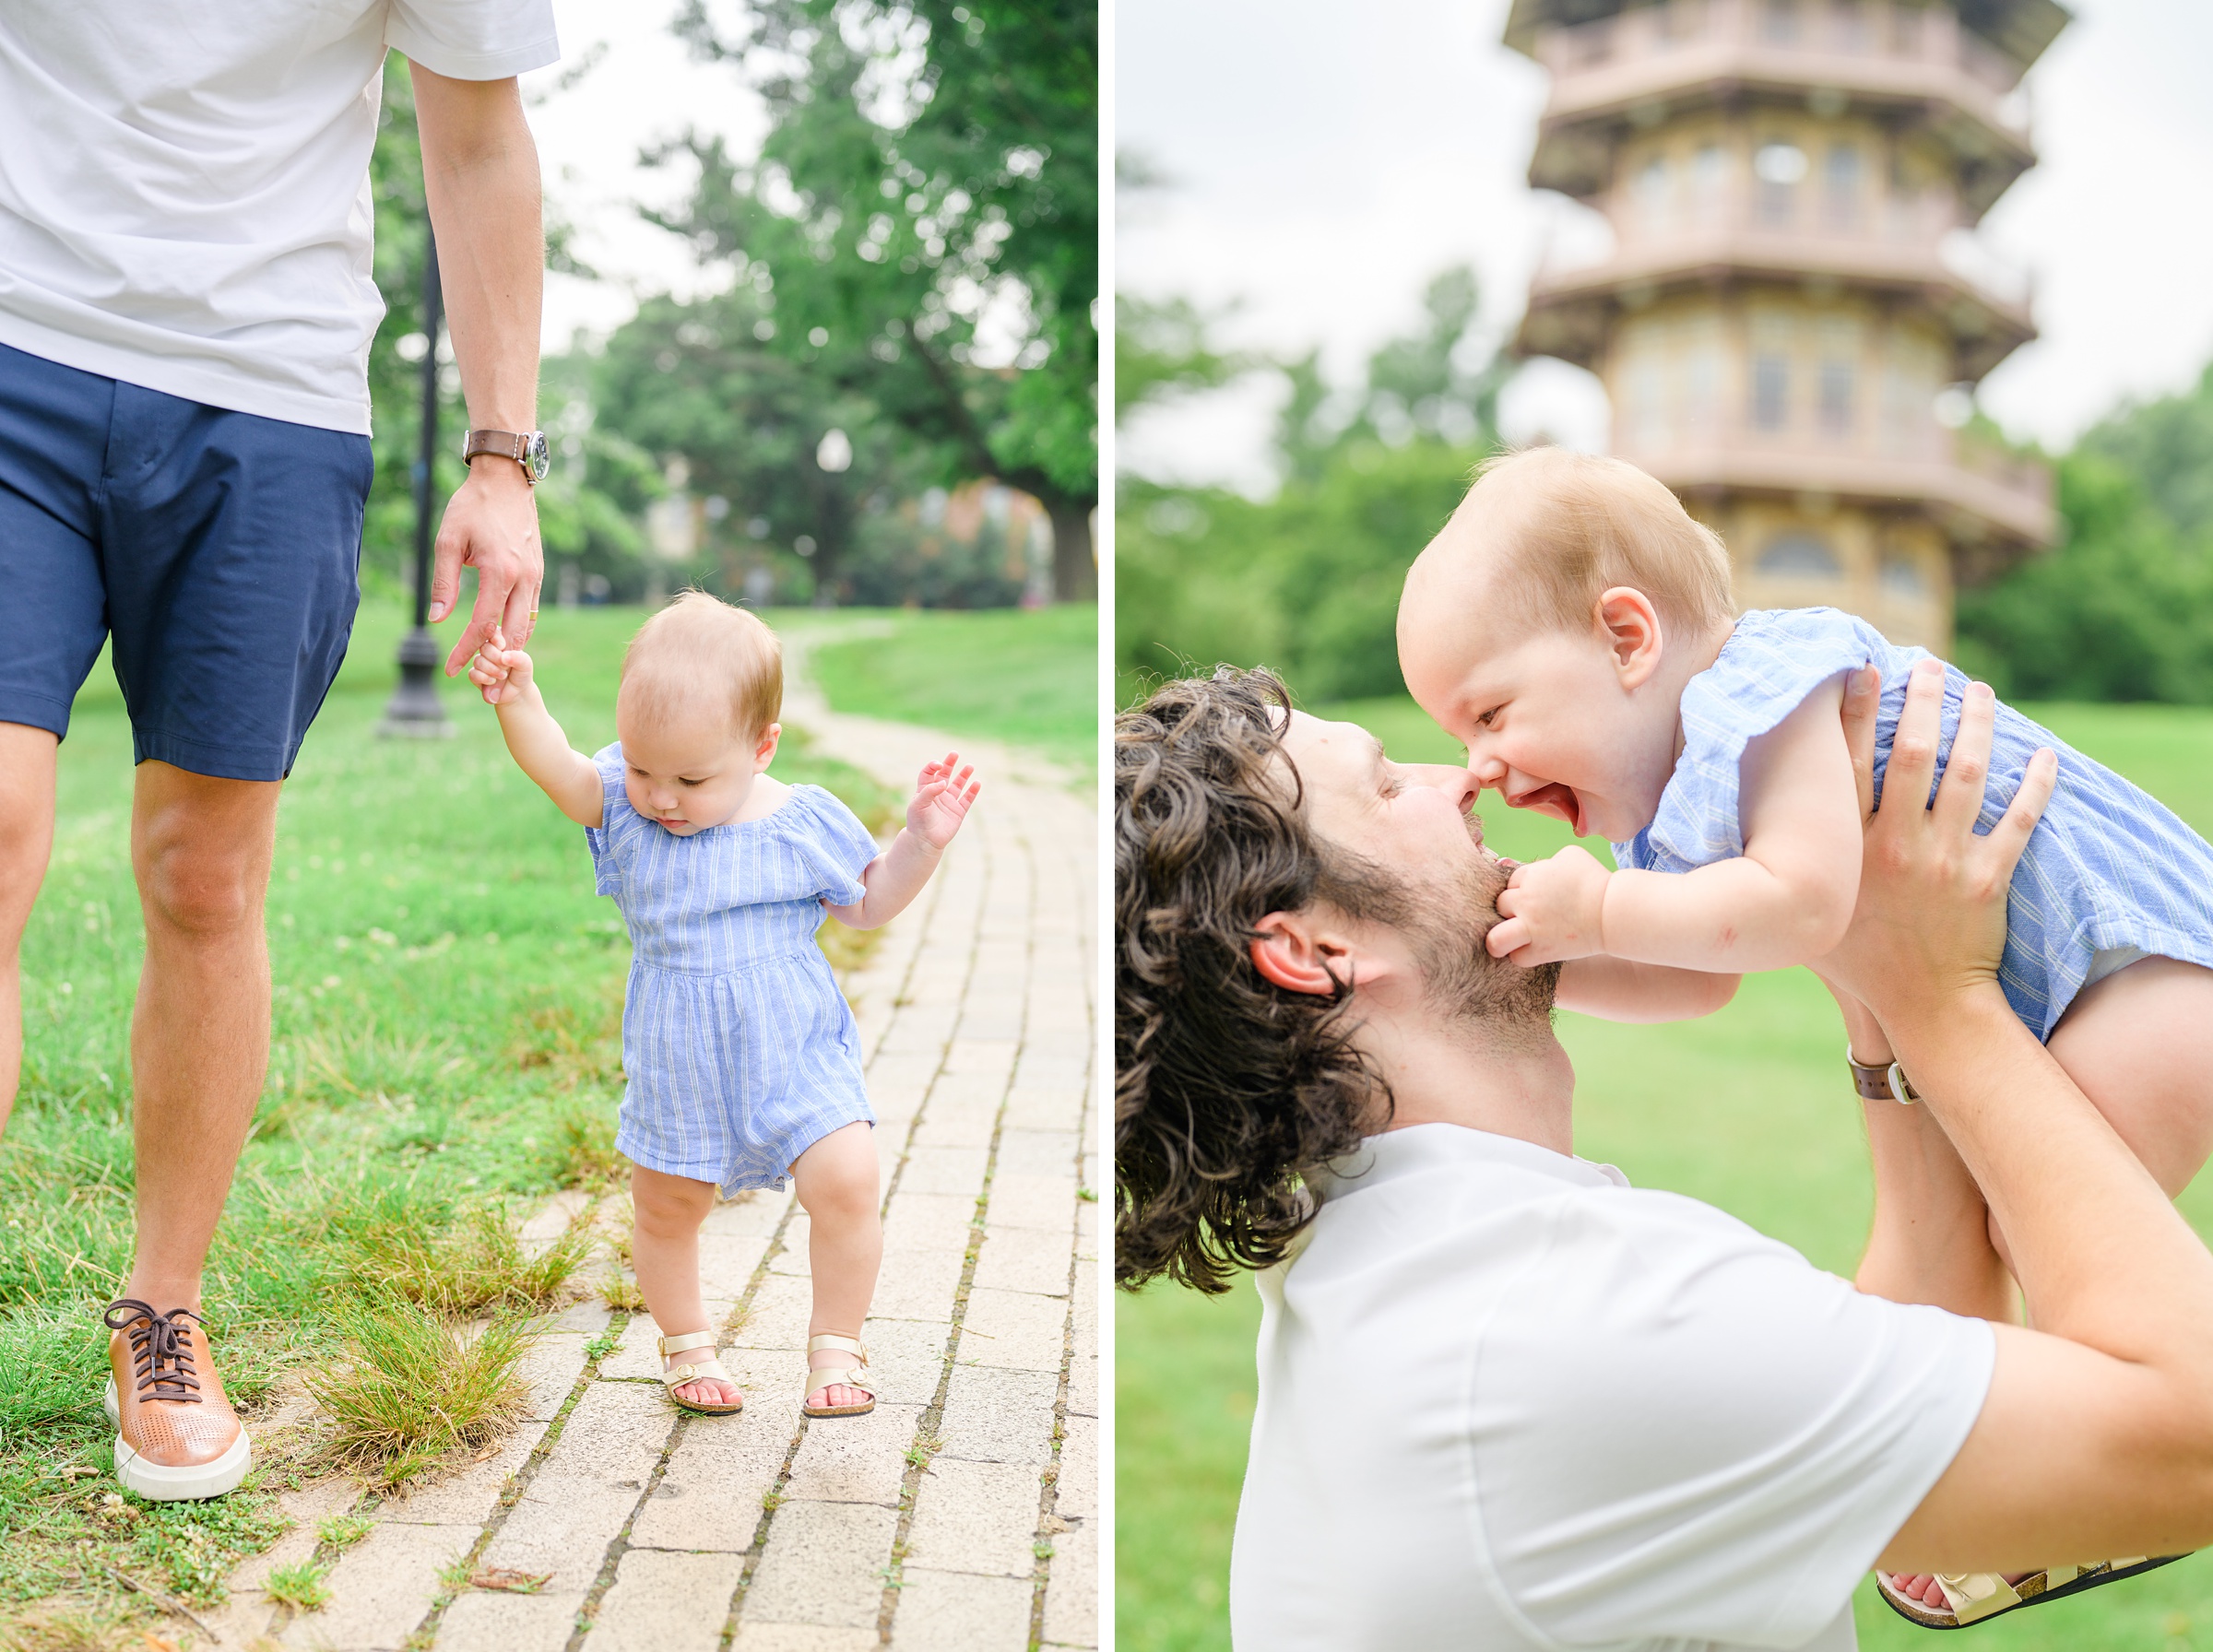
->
[[906, 752, 982, 850], [1488, 844, 1611, 966]]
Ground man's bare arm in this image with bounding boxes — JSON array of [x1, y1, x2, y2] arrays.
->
[[410, 63, 544, 676], [1825, 665, 2213, 1571]]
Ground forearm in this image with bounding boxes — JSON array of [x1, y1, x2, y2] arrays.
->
[[414, 70, 542, 430], [1599, 861, 1850, 973], [1555, 957, 1738, 1022], [838, 832, 942, 929], [1890, 986, 2213, 1366], [1853, 1087, 2015, 1322], [492, 690, 594, 815]]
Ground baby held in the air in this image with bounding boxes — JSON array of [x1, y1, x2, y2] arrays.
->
[[1397, 446, 2213, 1622], [1399, 447, 2213, 1233]]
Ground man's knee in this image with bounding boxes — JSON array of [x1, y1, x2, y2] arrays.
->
[[132, 770, 278, 938], [137, 840, 266, 936]]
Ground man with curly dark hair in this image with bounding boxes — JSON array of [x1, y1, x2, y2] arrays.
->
[[1117, 664, 2213, 1649]]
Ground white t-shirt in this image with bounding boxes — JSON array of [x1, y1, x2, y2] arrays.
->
[[1231, 1123, 1995, 1652], [0, 0, 559, 434]]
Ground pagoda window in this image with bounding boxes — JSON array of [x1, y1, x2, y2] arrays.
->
[[1889, 3, 1923, 53], [1757, 536, 1842, 576], [1635, 156, 1674, 232], [1682, 321, 1723, 433], [1690, 144, 1729, 225], [1760, 0, 1803, 44], [1751, 352, 1791, 430], [1825, 143, 1863, 230], [1818, 360, 1856, 436], [1880, 552, 1930, 598], [1755, 142, 1806, 224], [1829, 0, 1870, 52]]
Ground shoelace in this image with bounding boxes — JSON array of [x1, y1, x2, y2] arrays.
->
[[103, 1299, 205, 1404]]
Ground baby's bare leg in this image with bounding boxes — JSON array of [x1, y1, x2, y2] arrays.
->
[[791, 1121, 882, 1408], [631, 1163, 741, 1407], [2047, 957, 2213, 1197]]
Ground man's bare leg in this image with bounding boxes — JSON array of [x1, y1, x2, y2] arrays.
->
[[0, 722, 59, 1139], [122, 760, 281, 1313]]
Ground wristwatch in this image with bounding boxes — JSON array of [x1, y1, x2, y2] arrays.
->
[[463, 428, 550, 485], [1846, 1045, 1921, 1104]]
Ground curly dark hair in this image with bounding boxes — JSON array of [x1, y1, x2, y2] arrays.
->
[[1116, 667, 1408, 1294]]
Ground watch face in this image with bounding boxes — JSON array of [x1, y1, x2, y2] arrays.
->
[[527, 431, 551, 482]]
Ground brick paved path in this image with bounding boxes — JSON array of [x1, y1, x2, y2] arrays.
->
[[202, 676, 1098, 1651]]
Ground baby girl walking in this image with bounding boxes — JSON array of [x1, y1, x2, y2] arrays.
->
[[1398, 446, 2213, 1624], [468, 592, 978, 1420]]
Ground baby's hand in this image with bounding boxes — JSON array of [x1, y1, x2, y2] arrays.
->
[[906, 752, 981, 849], [1487, 844, 1611, 966], [466, 630, 538, 707]]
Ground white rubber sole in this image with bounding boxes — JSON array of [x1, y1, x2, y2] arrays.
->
[[102, 1376, 252, 1501]]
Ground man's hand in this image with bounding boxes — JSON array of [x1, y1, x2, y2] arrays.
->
[[1817, 660, 2054, 1022], [905, 752, 981, 850], [432, 463, 542, 676], [1488, 844, 1610, 965]]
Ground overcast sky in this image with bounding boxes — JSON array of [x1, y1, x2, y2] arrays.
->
[[522, 0, 769, 353], [1116, 0, 2213, 493]]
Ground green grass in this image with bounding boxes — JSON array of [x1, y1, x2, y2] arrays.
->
[[0, 596, 1081, 1633], [1118, 692, 2213, 1652], [808, 604, 1098, 773]]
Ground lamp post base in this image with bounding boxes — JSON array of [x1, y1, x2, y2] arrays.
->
[[376, 626, 455, 738]]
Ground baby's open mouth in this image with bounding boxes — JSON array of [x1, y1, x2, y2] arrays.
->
[[1512, 782, 1584, 835]]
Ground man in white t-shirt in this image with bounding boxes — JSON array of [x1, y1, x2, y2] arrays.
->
[[0, 1, 560, 1500], [1115, 660, 2213, 1648]]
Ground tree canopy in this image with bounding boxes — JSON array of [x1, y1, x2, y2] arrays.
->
[[649, 0, 1097, 597]]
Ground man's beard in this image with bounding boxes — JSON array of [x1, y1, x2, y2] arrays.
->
[[1316, 840, 1561, 1036], [1409, 852, 1562, 1035]]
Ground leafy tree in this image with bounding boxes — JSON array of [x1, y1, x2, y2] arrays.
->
[[1118, 267, 1503, 702], [657, 0, 1097, 598]]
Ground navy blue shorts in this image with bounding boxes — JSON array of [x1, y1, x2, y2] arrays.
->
[[0, 340, 369, 782]]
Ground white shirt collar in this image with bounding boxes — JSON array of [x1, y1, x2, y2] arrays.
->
[[1309, 1119, 1628, 1205]]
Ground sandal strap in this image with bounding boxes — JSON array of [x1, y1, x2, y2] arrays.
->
[[1934, 1573, 2023, 1624], [807, 1332, 868, 1362], [664, 1353, 734, 1388], [804, 1363, 876, 1401], [659, 1330, 719, 1358]]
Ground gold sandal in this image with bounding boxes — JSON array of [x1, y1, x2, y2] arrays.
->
[[657, 1330, 743, 1416], [801, 1332, 877, 1418], [1876, 1556, 2184, 1629]]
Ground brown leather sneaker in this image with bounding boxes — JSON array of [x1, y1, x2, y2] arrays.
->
[[102, 1299, 250, 1501]]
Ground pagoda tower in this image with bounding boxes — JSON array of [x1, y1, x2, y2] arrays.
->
[[1508, 0, 2065, 649]]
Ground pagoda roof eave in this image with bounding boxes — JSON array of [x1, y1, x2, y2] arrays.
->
[[1517, 248, 2035, 380], [1503, 0, 2070, 75], [1525, 60, 2036, 223], [1634, 446, 2057, 550]]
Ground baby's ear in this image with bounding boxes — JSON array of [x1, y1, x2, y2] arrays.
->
[[753, 721, 783, 769], [1594, 586, 1664, 685]]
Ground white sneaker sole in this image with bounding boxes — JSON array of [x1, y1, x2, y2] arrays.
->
[[102, 1376, 252, 1501]]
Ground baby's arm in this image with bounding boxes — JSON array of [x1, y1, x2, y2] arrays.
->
[[467, 638, 605, 827], [824, 753, 980, 930], [1556, 958, 1740, 1022], [1492, 678, 1863, 973]]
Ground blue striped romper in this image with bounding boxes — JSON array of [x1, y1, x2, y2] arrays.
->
[[1611, 608, 2213, 1040], [586, 743, 882, 1193]]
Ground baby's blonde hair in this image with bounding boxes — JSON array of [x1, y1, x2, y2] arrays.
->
[[1430, 447, 1734, 638], [620, 591, 783, 742]]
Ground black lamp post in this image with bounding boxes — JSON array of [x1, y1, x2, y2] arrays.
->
[[379, 222, 454, 738]]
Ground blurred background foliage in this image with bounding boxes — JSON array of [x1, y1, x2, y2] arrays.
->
[[1118, 277, 2213, 710], [363, 0, 1096, 611]]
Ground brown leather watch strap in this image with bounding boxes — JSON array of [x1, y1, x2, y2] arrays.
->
[[464, 430, 528, 465], [1847, 1047, 1920, 1104]]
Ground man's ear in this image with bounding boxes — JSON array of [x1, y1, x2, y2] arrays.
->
[[1594, 586, 1664, 690], [1250, 911, 1361, 997]]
